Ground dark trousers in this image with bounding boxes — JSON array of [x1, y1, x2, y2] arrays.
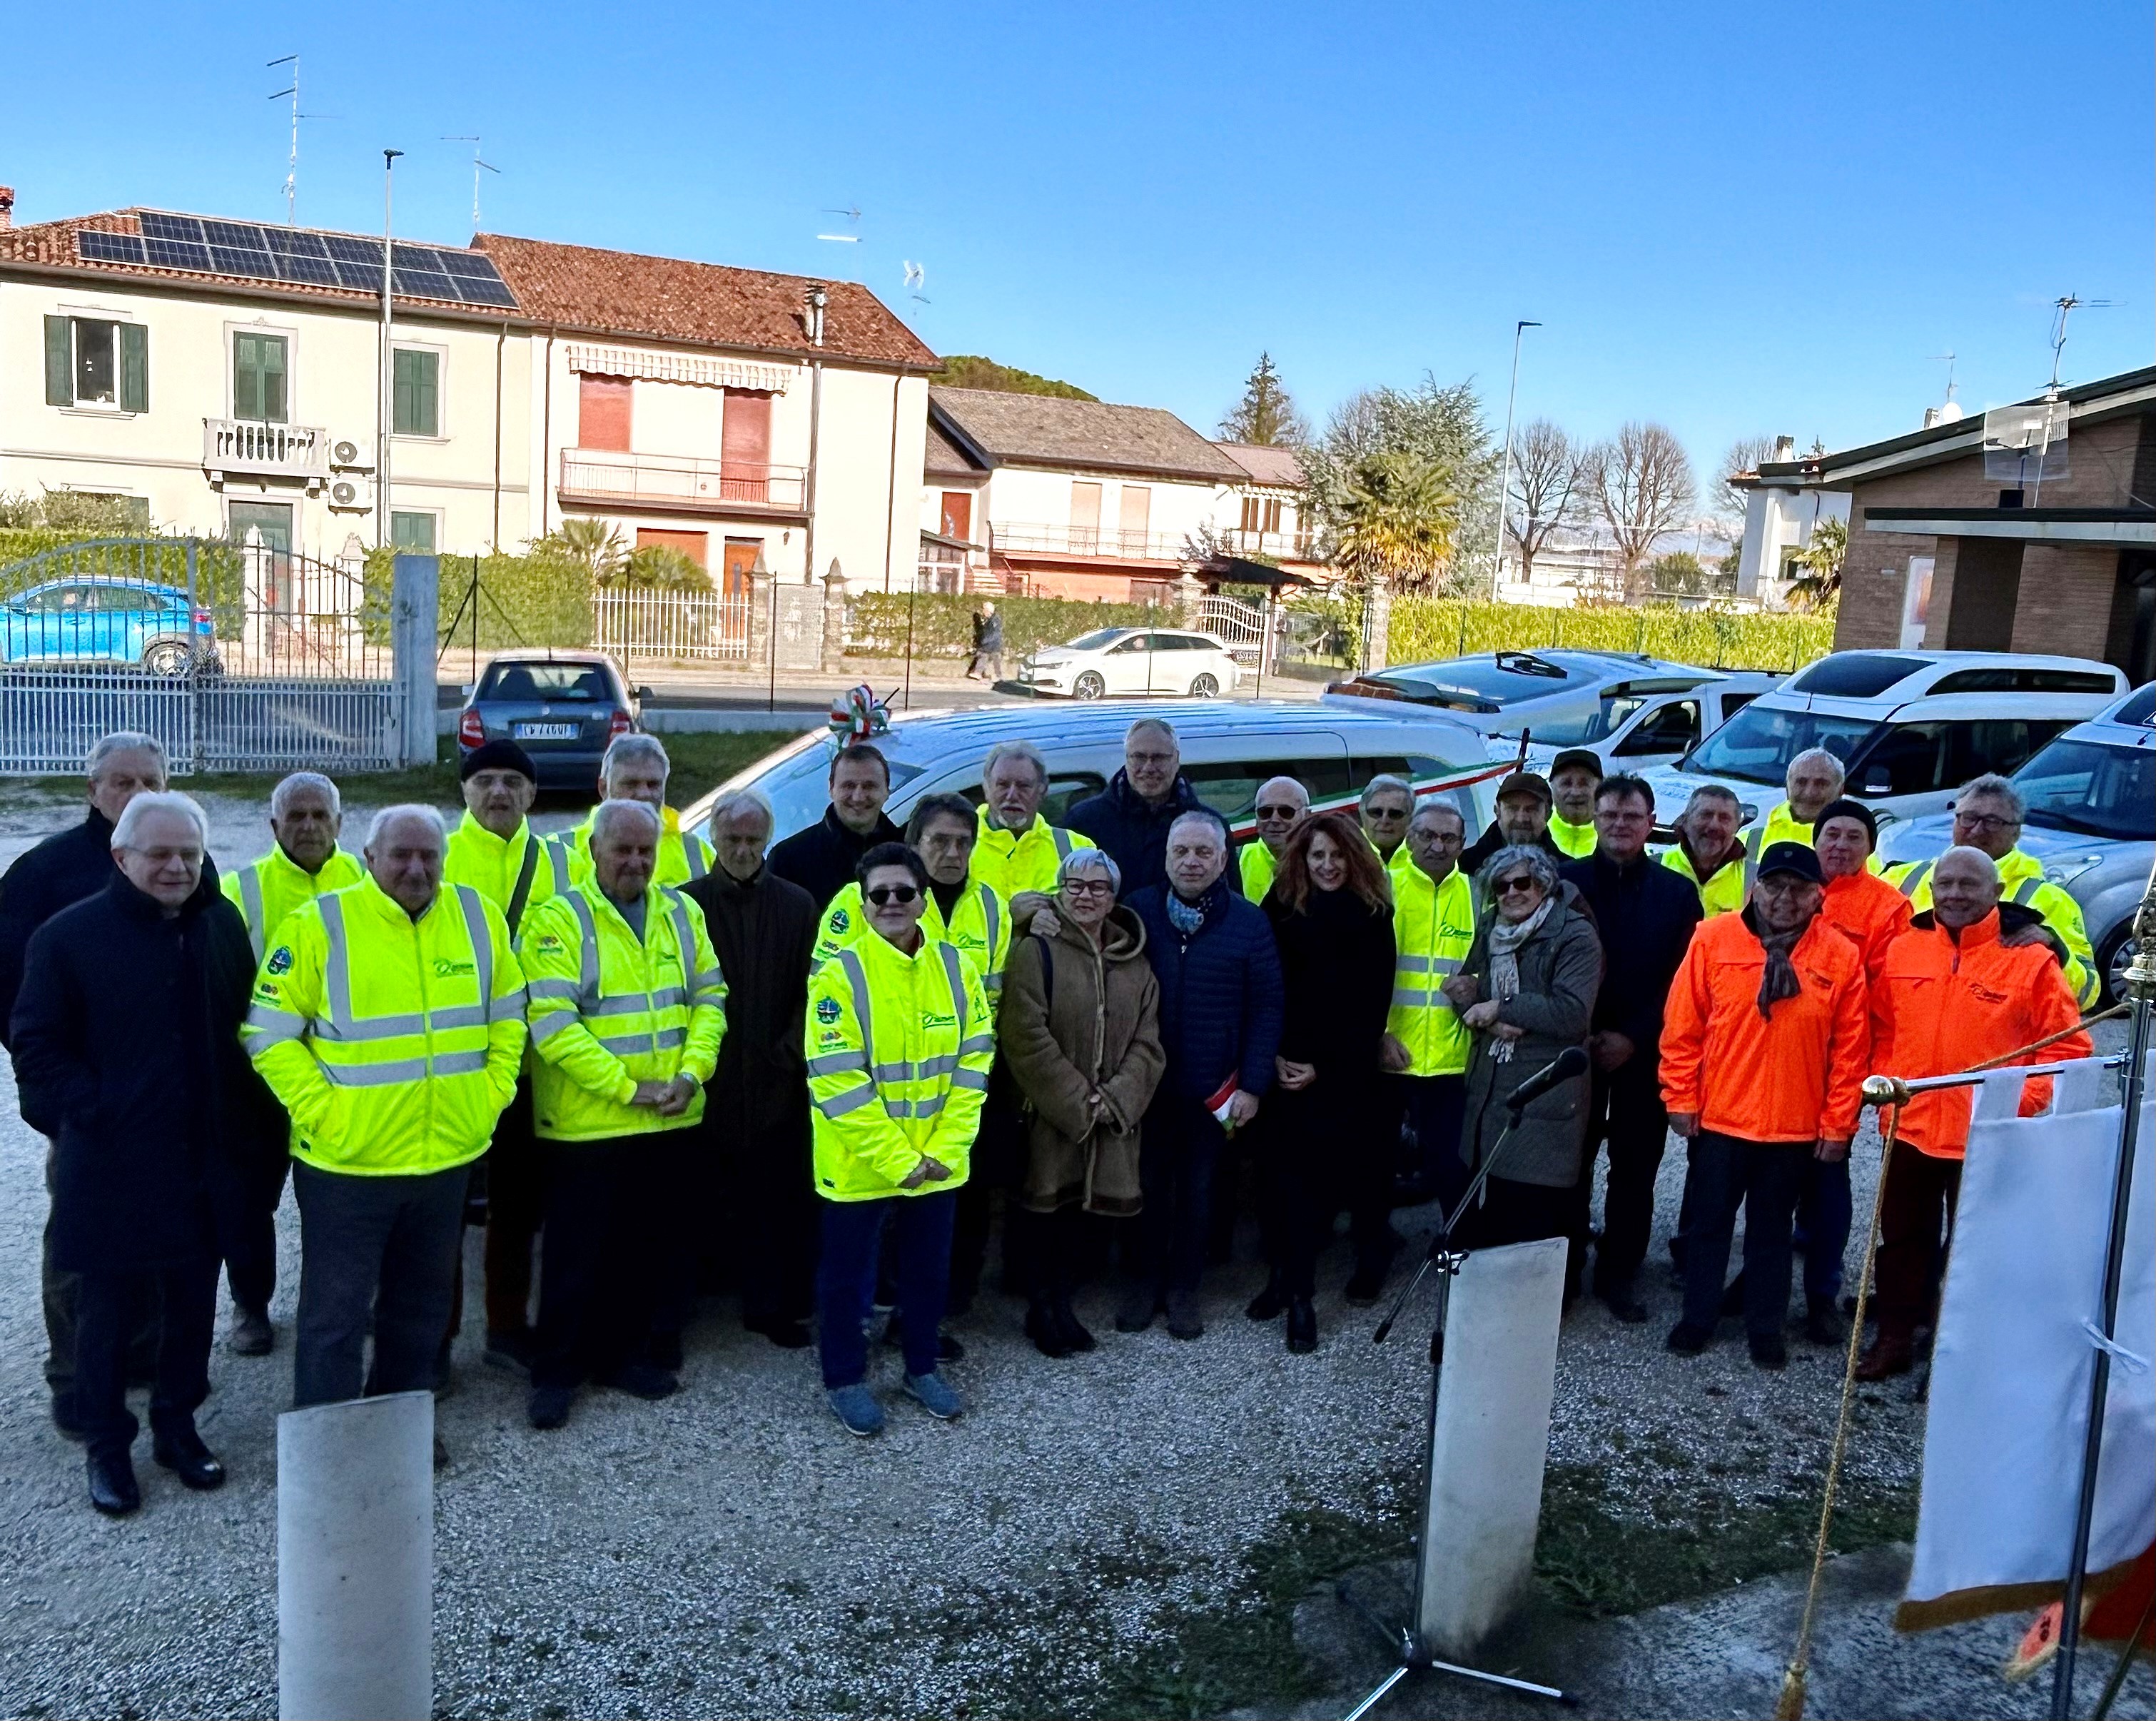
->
[[1456, 1175, 1570, 1251], [43, 1144, 158, 1393], [1873, 1141, 1962, 1346], [728, 1111, 819, 1330], [1263, 1087, 1395, 1298], [949, 1094, 1023, 1305], [1679, 1131, 1807, 1338], [1569, 1064, 1668, 1296], [1393, 1073, 1469, 1213], [1139, 1096, 1225, 1297], [221, 1142, 291, 1316], [1796, 1153, 1853, 1303], [1021, 1205, 1087, 1302], [533, 1136, 667, 1389], [481, 1082, 542, 1336], [292, 1161, 470, 1408], [818, 1191, 957, 1388], [75, 1259, 218, 1463]]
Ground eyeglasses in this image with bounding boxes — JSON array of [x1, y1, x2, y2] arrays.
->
[[865, 884, 920, 906], [1495, 877, 1541, 897], [1255, 804, 1300, 820], [1128, 750, 1178, 767], [1953, 812, 2020, 833], [1062, 879, 1115, 898]]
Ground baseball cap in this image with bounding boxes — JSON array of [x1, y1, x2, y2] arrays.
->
[[1756, 840, 1823, 884], [1549, 749, 1604, 780], [1494, 770, 1552, 805]]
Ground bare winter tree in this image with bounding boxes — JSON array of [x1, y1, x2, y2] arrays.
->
[[1588, 423, 1698, 600], [1505, 419, 1586, 585], [1712, 433, 1781, 542]]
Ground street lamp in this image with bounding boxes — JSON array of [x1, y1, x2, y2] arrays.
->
[[1489, 320, 1540, 602]]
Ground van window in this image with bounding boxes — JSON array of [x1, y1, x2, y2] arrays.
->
[[1786, 653, 1929, 697], [1188, 757, 1352, 824], [1614, 700, 1701, 757], [2114, 685, 2156, 726], [1846, 718, 2077, 798], [1926, 667, 2118, 695], [2017, 736, 2156, 840], [1683, 703, 1880, 785], [712, 734, 926, 842]]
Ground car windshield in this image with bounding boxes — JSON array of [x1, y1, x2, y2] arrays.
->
[[1531, 690, 1655, 745], [1065, 628, 1131, 652], [481, 662, 612, 702], [1370, 653, 1587, 710], [1682, 703, 1879, 786], [2014, 737, 2156, 841], [697, 732, 928, 841]]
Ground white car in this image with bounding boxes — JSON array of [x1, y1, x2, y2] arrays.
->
[[1017, 627, 1243, 700]]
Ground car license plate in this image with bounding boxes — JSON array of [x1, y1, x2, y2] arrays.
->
[[513, 722, 578, 740]]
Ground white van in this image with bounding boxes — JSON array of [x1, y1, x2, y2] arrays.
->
[[679, 700, 1503, 849], [1636, 649, 2128, 835]]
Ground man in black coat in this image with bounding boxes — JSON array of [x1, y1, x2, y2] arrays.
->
[[0, 731, 173, 1435], [766, 742, 903, 913], [1066, 718, 1233, 902], [682, 789, 822, 1348], [1557, 772, 1704, 1321], [11, 792, 277, 1515]]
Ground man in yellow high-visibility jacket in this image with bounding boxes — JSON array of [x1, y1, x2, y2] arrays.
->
[[1377, 801, 1479, 1215], [440, 738, 566, 1376], [243, 806, 526, 1425], [516, 799, 728, 1430], [217, 769, 366, 1356], [1547, 750, 1605, 859], [1886, 773, 2100, 1009], [1739, 747, 1847, 883], [807, 842, 993, 1437], [549, 734, 716, 889], [1660, 784, 1748, 917], [969, 740, 1096, 924], [1240, 775, 1308, 903]]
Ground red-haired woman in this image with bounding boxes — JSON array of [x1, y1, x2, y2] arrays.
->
[[1249, 812, 1397, 1352]]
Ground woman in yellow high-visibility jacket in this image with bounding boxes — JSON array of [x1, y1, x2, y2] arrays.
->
[[806, 842, 993, 1438]]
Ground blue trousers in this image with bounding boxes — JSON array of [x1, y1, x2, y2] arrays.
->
[[818, 1191, 956, 1389], [1679, 1131, 1806, 1339]]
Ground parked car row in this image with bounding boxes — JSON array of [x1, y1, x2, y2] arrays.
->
[[1015, 627, 1243, 700]]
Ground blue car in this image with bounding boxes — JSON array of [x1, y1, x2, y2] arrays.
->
[[0, 577, 218, 675]]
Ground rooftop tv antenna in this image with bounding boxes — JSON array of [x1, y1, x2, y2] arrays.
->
[[902, 259, 928, 304], [442, 136, 501, 231], [2048, 293, 2116, 392], [266, 55, 325, 225]]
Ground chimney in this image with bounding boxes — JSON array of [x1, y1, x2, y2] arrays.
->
[[1771, 434, 1796, 463], [0, 187, 14, 231]]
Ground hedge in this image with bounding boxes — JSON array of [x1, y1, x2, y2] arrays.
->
[[1384, 597, 1834, 674], [847, 592, 1166, 660], [363, 547, 595, 650]]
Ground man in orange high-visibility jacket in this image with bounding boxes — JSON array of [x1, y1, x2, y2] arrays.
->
[[1813, 799, 1912, 982], [1661, 842, 1868, 1371], [1855, 844, 2090, 1381]]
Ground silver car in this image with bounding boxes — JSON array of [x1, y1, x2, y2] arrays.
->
[[1876, 682, 2155, 1003], [455, 649, 648, 792]]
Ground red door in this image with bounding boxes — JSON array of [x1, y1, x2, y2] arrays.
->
[[578, 375, 632, 451], [722, 390, 772, 502], [941, 490, 972, 541], [722, 538, 761, 597]]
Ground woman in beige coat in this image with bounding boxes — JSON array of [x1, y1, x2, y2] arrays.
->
[[998, 847, 1166, 1357]]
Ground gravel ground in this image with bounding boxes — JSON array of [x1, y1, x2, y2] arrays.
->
[[0, 793, 2123, 1718]]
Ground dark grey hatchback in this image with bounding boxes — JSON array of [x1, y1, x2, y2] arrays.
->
[[457, 650, 647, 789]]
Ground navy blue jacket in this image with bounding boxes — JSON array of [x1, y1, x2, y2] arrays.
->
[[1128, 878, 1282, 1104], [1067, 769, 1243, 902], [1559, 849, 1703, 1056]]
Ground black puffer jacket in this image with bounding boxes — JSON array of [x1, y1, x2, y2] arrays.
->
[[1067, 769, 1242, 902], [0, 809, 118, 1050], [767, 805, 904, 914]]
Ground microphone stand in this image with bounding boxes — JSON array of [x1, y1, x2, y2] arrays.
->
[[1339, 1089, 1580, 1719]]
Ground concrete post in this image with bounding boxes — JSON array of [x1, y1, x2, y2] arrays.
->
[[745, 549, 772, 670], [1176, 570, 1205, 627], [390, 553, 440, 767], [1361, 576, 1392, 673], [277, 1391, 433, 1721], [820, 557, 849, 673]]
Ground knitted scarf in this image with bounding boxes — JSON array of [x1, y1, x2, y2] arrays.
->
[[1483, 896, 1554, 1062], [1754, 917, 1806, 1019]]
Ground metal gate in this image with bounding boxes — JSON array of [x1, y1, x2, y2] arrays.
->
[[0, 533, 400, 776], [593, 588, 752, 662]]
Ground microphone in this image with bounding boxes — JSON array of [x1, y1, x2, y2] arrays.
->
[[1504, 1045, 1589, 1114]]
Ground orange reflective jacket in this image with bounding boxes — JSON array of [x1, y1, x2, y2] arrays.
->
[[1869, 909, 2091, 1159], [1659, 910, 1870, 1143], [1819, 868, 1913, 983]]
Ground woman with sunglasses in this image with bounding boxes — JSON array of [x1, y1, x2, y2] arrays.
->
[[804, 844, 995, 1437], [998, 847, 1165, 1356], [1444, 845, 1602, 1252], [1250, 812, 1397, 1351]]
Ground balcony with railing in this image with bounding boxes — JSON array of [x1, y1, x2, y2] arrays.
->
[[1218, 527, 1320, 562], [202, 419, 330, 490], [558, 449, 808, 515], [988, 522, 1190, 563]]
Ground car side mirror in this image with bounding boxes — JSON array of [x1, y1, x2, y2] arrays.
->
[[634, 685, 654, 701], [460, 684, 475, 698], [1862, 772, 1892, 796]]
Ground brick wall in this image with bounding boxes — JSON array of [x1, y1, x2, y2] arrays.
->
[[2013, 543, 2120, 657]]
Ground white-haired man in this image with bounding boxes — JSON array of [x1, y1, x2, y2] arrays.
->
[[1358, 774, 1414, 865], [1067, 719, 1212, 899], [1240, 776, 1308, 902], [1740, 747, 1847, 878], [1, 730, 171, 1438], [971, 740, 1096, 924], [551, 735, 717, 889], [243, 806, 527, 1442]]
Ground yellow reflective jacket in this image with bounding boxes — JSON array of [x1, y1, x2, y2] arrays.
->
[[1549, 814, 1599, 859], [1660, 841, 1748, 917], [221, 844, 366, 961], [1240, 841, 1279, 904], [1386, 860, 1477, 1076], [243, 877, 527, 1176], [549, 804, 715, 889], [805, 930, 993, 1201], [814, 879, 1013, 1002], [442, 812, 570, 934], [516, 880, 727, 1141], [1887, 848, 2100, 1009], [968, 807, 1094, 900]]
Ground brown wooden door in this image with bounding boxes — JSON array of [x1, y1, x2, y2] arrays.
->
[[722, 390, 772, 502], [578, 375, 632, 451], [722, 538, 761, 597], [941, 490, 972, 541], [635, 528, 708, 567]]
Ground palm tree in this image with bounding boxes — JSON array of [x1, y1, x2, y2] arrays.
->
[[1332, 450, 1458, 590], [545, 518, 627, 584], [1785, 516, 1847, 610], [623, 544, 712, 592]]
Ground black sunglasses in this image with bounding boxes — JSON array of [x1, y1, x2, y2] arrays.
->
[[866, 884, 921, 906], [1255, 803, 1300, 819], [1495, 876, 1542, 896]]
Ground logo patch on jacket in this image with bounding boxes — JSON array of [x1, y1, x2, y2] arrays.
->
[[816, 996, 843, 1024], [827, 908, 850, 934], [921, 1009, 956, 1030], [1969, 981, 2010, 1004], [266, 946, 293, 976], [432, 959, 476, 978]]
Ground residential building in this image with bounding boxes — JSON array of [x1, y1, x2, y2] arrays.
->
[[1751, 364, 2156, 680], [1213, 440, 1324, 575], [1733, 434, 1853, 605]]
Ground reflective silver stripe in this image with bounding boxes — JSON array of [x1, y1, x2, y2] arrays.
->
[[806, 1051, 869, 1076], [684, 838, 709, 881], [243, 1003, 305, 1045], [1397, 953, 1436, 973], [239, 865, 267, 959], [2010, 876, 2041, 907], [937, 942, 970, 1045], [1053, 827, 1073, 861], [984, 972, 1003, 996], [562, 889, 603, 1004], [590, 988, 687, 1016], [887, 1094, 949, 1119], [321, 1057, 429, 1087], [490, 984, 527, 1023], [690, 967, 726, 991], [979, 887, 1002, 971], [427, 1004, 490, 1031], [957, 1034, 995, 1057], [1898, 859, 1931, 901], [1392, 987, 1454, 1011], [874, 1060, 920, 1081], [319, 892, 354, 1032], [816, 1081, 880, 1118], [597, 1026, 687, 1054], [526, 976, 580, 1003], [545, 839, 572, 893], [528, 1008, 579, 1044], [452, 884, 493, 1008], [430, 1049, 490, 1076], [834, 948, 875, 1056], [951, 1068, 991, 1093]]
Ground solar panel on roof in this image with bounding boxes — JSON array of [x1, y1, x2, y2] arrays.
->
[[81, 213, 514, 308], [323, 236, 382, 265], [333, 261, 384, 291], [453, 276, 517, 308], [202, 219, 267, 249], [393, 267, 457, 300], [437, 251, 496, 278], [278, 256, 339, 285], [208, 244, 274, 276], [144, 238, 212, 271], [264, 230, 330, 261], [140, 212, 206, 243], [79, 231, 147, 265]]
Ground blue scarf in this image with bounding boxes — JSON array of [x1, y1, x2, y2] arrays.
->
[[1166, 876, 1228, 937]]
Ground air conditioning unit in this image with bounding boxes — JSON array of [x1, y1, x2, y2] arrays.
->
[[327, 475, 375, 511], [329, 438, 374, 471]]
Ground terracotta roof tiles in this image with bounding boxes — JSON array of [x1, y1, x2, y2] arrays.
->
[[930, 386, 1245, 484]]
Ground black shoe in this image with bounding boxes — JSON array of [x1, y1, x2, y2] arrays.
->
[[1804, 1298, 1844, 1347], [482, 1327, 535, 1375], [228, 1306, 274, 1357], [1344, 1260, 1389, 1307], [601, 1362, 679, 1400], [1601, 1286, 1649, 1325], [527, 1385, 573, 1430], [1719, 1273, 1747, 1318], [1666, 1321, 1711, 1356], [1245, 1273, 1287, 1322], [1051, 1299, 1097, 1354], [1115, 1287, 1159, 1333], [1165, 1290, 1205, 1341], [1285, 1297, 1317, 1355], [1025, 1302, 1073, 1358], [152, 1425, 226, 1491], [647, 1331, 684, 1373], [51, 1390, 86, 1443], [1749, 1333, 1788, 1371], [748, 1317, 814, 1351], [87, 1449, 141, 1516]]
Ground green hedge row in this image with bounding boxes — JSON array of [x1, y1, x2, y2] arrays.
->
[[846, 592, 1166, 660], [1385, 597, 1834, 673], [363, 548, 596, 650]]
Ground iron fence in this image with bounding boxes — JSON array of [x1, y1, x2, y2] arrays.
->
[[592, 588, 753, 662]]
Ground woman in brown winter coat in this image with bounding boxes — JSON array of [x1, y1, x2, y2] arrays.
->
[[998, 846, 1166, 1356]]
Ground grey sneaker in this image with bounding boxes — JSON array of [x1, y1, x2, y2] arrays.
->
[[904, 1371, 963, 1420], [228, 1306, 273, 1357], [1165, 1290, 1205, 1341], [828, 1384, 884, 1438]]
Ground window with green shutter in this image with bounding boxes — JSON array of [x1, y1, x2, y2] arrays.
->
[[393, 348, 440, 437], [45, 316, 72, 405], [119, 323, 148, 413], [233, 331, 289, 423], [43, 316, 145, 410]]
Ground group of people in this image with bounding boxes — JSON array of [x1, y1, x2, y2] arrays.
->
[[0, 710, 2099, 1510]]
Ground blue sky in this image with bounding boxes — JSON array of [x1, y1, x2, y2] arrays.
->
[[8, 1, 2150, 479]]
